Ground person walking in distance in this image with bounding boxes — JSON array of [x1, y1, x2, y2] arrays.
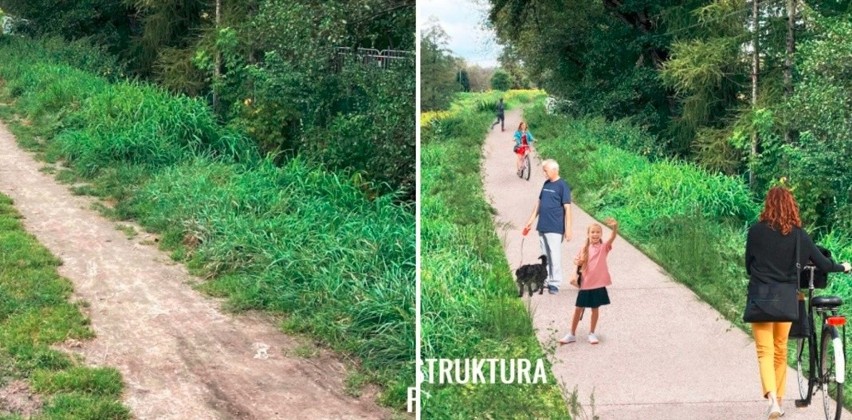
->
[[490, 98, 505, 131], [745, 186, 851, 418], [523, 159, 573, 294], [559, 218, 618, 345]]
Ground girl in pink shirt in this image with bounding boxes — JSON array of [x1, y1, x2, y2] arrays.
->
[[560, 218, 618, 345]]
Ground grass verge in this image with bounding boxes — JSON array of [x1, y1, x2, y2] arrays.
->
[[0, 193, 130, 419]]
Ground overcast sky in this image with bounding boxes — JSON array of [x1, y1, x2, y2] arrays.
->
[[418, 0, 501, 68]]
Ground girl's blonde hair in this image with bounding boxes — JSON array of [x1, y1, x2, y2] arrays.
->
[[577, 223, 602, 272]]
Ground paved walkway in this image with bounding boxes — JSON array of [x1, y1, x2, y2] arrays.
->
[[482, 109, 847, 419]]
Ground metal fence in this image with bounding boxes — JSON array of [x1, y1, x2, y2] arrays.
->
[[333, 47, 414, 71]]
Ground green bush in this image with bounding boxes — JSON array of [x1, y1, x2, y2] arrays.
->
[[303, 62, 415, 201]]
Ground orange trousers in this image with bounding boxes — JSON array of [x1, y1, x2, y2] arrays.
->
[[752, 322, 792, 399]]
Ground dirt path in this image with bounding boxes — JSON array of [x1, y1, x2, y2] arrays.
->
[[0, 122, 392, 419], [483, 109, 847, 419]]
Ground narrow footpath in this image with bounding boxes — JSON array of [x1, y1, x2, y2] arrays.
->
[[0, 122, 391, 419], [482, 109, 846, 419]]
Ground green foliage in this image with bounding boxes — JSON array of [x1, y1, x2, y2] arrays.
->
[[421, 92, 569, 418], [0, 194, 129, 418], [302, 61, 416, 201], [0, 0, 134, 63], [457, 68, 471, 92], [125, 0, 208, 78], [420, 22, 461, 111], [0, 36, 125, 81], [779, 13, 852, 233], [488, 0, 682, 134], [2, 0, 415, 201], [195, 1, 416, 199], [490, 69, 511, 91]]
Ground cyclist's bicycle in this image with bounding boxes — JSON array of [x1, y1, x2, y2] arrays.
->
[[794, 265, 847, 420], [516, 144, 531, 181]]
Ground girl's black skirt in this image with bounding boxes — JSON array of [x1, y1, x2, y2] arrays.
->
[[576, 287, 610, 308]]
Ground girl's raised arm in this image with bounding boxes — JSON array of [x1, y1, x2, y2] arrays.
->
[[605, 218, 618, 246]]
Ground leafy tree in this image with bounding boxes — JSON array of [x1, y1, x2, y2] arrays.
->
[[465, 64, 495, 92], [778, 12, 852, 231], [491, 68, 511, 90], [660, 0, 752, 170], [0, 0, 134, 60], [498, 44, 530, 88], [457, 68, 471, 92], [420, 21, 460, 110]]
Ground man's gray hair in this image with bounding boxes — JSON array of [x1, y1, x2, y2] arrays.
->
[[542, 159, 559, 172]]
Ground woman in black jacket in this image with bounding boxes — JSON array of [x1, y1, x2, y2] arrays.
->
[[745, 186, 850, 418]]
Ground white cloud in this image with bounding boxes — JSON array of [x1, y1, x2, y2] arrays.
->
[[418, 0, 501, 68]]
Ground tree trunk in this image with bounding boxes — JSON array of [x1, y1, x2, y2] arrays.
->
[[750, 0, 760, 189], [784, 0, 796, 144], [213, 0, 221, 113]]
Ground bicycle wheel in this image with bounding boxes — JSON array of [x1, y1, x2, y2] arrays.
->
[[795, 337, 812, 401], [522, 154, 531, 180], [819, 326, 844, 420]]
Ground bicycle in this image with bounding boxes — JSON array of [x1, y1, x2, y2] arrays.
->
[[516, 144, 531, 181], [794, 264, 847, 420]]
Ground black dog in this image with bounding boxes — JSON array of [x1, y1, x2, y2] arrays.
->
[[516, 255, 548, 297]]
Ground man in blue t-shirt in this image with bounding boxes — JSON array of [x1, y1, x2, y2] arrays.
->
[[523, 159, 573, 294]]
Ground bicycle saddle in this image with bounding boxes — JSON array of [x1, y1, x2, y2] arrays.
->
[[812, 296, 843, 308]]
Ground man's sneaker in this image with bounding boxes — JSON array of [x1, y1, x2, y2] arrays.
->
[[558, 334, 576, 345], [588, 333, 599, 344], [547, 285, 559, 295]]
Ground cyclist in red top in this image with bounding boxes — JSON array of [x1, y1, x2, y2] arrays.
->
[[513, 121, 535, 175]]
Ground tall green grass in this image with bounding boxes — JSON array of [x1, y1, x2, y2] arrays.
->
[[0, 36, 414, 408], [421, 91, 570, 418], [0, 194, 130, 419], [525, 100, 852, 403]]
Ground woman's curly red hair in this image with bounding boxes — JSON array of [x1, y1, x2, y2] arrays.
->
[[759, 186, 801, 235]]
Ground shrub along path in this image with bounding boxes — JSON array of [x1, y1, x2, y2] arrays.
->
[[483, 109, 844, 419], [0, 122, 391, 419]]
